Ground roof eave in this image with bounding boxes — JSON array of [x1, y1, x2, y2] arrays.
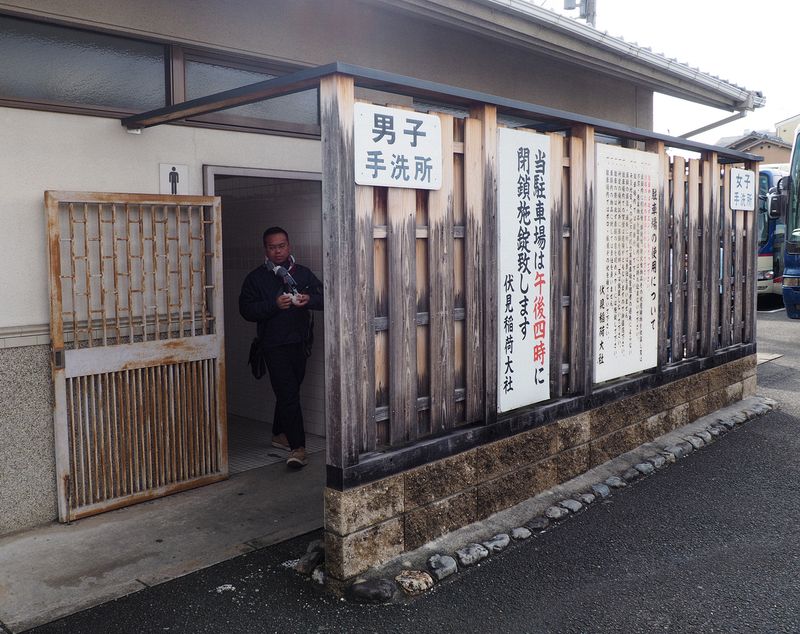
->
[[374, 0, 765, 113]]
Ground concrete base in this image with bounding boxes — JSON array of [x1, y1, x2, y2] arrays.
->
[[324, 355, 757, 581], [353, 395, 772, 590], [0, 453, 324, 633]]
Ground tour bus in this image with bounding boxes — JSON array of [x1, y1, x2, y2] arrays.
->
[[757, 166, 789, 296], [769, 127, 800, 317]]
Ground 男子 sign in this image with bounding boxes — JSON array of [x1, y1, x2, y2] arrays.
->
[[354, 103, 442, 190]]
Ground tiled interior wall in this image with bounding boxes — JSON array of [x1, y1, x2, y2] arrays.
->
[[217, 176, 325, 438], [324, 355, 757, 580]]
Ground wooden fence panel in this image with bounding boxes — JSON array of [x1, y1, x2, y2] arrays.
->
[[700, 156, 714, 356], [686, 159, 701, 358], [321, 74, 362, 467], [347, 110, 758, 455], [355, 185, 376, 453], [470, 105, 498, 422], [721, 167, 734, 347], [671, 156, 686, 362], [733, 202, 745, 345], [428, 114, 456, 434], [388, 188, 419, 445], [744, 160, 759, 342], [548, 133, 566, 398], [568, 130, 586, 393], [464, 117, 485, 423]]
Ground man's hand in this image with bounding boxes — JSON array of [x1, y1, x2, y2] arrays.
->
[[277, 293, 293, 310], [293, 293, 310, 307]]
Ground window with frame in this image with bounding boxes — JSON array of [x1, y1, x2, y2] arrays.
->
[[175, 51, 320, 135], [0, 14, 166, 112], [0, 14, 319, 136]]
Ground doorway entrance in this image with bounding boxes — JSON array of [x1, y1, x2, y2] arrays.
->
[[205, 167, 325, 475]]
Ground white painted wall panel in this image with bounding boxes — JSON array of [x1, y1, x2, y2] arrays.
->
[[0, 106, 320, 329]]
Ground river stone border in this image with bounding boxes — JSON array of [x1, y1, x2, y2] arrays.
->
[[288, 395, 776, 603]]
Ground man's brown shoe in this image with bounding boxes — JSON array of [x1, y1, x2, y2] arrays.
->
[[271, 434, 290, 451], [286, 447, 307, 469]]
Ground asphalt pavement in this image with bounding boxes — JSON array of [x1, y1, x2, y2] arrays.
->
[[24, 304, 800, 634]]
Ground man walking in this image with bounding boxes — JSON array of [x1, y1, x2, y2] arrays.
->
[[239, 227, 323, 469]]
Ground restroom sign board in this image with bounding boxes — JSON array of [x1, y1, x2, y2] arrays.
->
[[354, 103, 442, 190], [730, 168, 755, 211]]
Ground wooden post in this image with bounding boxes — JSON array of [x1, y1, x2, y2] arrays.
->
[[733, 195, 745, 345], [569, 125, 595, 393], [388, 188, 418, 444], [721, 167, 733, 347], [428, 114, 455, 433], [671, 156, 686, 362], [464, 117, 485, 423], [320, 74, 360, 468], [548, 133, 565, 398], [744, 160, 759, 342], [470, 104, 497, 423], [686, 159, 701, 357], [646, 140, 669, 367], [699, 153, 719, 357], [355, 185, 376, 453]]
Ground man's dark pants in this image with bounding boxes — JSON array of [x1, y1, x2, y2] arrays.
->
[[264, 341, 307, 450]]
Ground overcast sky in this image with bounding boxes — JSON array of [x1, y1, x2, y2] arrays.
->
[[536, 0, 799, 144]]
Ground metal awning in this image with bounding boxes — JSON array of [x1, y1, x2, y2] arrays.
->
[[121, 62, 762, 164]]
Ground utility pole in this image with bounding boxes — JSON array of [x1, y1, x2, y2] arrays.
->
[[563, 0, 596, 27]]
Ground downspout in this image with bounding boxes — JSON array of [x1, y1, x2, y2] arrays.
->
[[679, 110, 748, 139]]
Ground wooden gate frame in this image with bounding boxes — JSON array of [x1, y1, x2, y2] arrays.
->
[[46, 191, 228, 522]]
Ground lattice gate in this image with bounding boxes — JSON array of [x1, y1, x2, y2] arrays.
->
[[45, 191, 227, 522]]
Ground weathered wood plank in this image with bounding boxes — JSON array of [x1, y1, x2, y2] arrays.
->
[[686, 159, 701, 357], [708, 153, 721, 354], [547, 132, 565, 398], [470, 104, 498, 421], [646, 140, 669, 368], [463, 116, 484, 423], [699, 156, 714, 356], [356, 185, 376, 453], [721, 167, 733, 347], [671, 156, 686, 362], [733, 203, 745, 345], [45, 192, 71, 521], [428, 114, 456, 433], [388, 187, 419, 444], [320, 74, 360, 467], [569, 126, 594, 392], [744, 160, 759, 342]]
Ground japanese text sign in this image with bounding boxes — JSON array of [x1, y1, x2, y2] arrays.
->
[[354, 103, 442, 190], [594, 144, 659, 383], [496, 128, 551, 412], [730, 168, 755, 211]]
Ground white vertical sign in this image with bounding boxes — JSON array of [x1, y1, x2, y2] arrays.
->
[[497, 128, 551, 412], [594, 144, 660, 383], [730, 168, 756, 211], [353, 103, 442, 190], [159, 163, 189, 195]]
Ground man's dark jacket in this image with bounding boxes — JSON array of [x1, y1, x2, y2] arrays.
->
[[238, 262, 323, 348]]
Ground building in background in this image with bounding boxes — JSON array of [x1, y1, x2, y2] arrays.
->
[[718, 130, 792, 164], [0, 0, 765, 586]]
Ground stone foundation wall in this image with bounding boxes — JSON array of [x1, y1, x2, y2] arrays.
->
[[324, 355, 757, 580], [0, 344, 57, 535]]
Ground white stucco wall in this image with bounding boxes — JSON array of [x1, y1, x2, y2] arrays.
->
[[0, 106, 320, 330]]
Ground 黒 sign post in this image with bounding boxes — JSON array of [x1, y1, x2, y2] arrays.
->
[[496, 128, 551, 412], [594, 144, 660, 383]]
